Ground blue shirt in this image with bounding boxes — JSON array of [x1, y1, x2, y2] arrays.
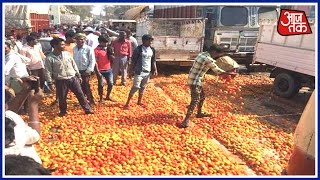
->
[[73, 44, 96, 73]]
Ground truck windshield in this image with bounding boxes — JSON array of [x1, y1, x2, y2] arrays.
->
[[220, 7, 248, 26], [258, 7, 278, 25]]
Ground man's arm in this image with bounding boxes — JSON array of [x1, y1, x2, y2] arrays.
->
[[151, 48, 158, 76], [94, 51, 102, 78], [106, 28, 119, 36], [20, 47, 27, 57], [44, 56, 54, 85], [127, 41, 132, 64], [70, 55, 80, 77], [17, 53, 32, 65], [107, 45, 114, 66], [86, 48, 96, 74], [205, 57, 225, 74], [5, 56, 15, 77], [37, 46, 46, 60], [130, 36, 138, 49], [129, 47, 139, 75]]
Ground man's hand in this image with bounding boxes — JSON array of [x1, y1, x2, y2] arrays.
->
[[84, 72, 91, 76], [225, 72, 237, 78], [21, 76, 38, 82], [78, 77, 83, 84], [153, 70, 158, 76], [218, 72, 237, 81], [128, 71, 134, 79], [127, 57, 131, 65], [96, 72, 103, 79], [49, 84, 55, 92]]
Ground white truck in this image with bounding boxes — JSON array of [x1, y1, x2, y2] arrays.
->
[[136, 17, 206, 66], [253, 24, 315, 98]]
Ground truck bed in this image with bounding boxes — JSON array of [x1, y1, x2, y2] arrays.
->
[[254, 24, 315, 77], [136, 18, 205, 66], [255, 43, 315, 76]]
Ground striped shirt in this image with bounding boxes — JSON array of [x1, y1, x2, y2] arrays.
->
[[188, 52, 225, 86]]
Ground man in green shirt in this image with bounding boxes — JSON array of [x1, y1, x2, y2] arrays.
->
[[44, 38, 93, 117]]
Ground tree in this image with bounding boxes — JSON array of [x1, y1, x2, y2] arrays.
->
[[65, 5, 94, 20], [103, 5, 135, 19]]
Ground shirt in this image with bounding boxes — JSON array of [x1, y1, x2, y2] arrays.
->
[[95, 46, 112, 71], [5, 110, 42, 164], [44, 51, 80, 84], [141, 46, 153, 74], [112, 39, 132, 58], [5, 51, 30, 84], [20, 44, 45, 70], [188, 52, 225, 86], [129, 36, 138, 50], [86, 33, 99, 49], [16, 41, 23, 53], [73, 44, 96, 73], [65, 42, 76, 56]]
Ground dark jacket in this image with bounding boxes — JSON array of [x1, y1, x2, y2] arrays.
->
[[130, 45, 156, 75]]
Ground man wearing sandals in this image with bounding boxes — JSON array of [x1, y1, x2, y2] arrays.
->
[[124, 34, 158, 109]]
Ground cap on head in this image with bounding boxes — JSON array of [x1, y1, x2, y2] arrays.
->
[[142, 34, 153, 41], [5, 40, 13, 48], [83, 27, 94, 32], [75, 33, 86, 39]]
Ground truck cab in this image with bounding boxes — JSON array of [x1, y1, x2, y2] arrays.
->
[[203, 6, 278, 66]]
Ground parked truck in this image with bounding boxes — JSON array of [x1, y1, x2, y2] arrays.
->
[[253, 23, 315, 98], [136, 17, 206, 66], [153, 5, 279, 67], [5, 5, 50, 35]]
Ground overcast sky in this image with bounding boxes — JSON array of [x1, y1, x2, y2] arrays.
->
[[91, 5, 104, 15]]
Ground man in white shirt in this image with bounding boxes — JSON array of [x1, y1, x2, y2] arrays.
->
[[5, 41, 31, 92], [8, 35, 23, 54], [124, 34, 158, 109], [83, 27, 99, 49], [20, 35, 46, 90], [5, 42, 43, 132]]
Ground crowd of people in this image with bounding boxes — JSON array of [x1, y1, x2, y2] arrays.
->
[[5, 24, 238, 175], [4, 25, 158, 175]]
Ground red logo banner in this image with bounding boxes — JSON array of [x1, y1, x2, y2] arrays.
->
[[277, 9, 312, 36]]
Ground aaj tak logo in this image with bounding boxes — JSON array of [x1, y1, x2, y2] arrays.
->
[[277, 9, 313, 36]]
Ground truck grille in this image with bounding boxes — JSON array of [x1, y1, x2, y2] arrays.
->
[[220, 38, 238, 46], [238, 37, 257, 52]]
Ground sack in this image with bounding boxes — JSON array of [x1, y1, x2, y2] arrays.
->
[[216, 56, 240, 72]]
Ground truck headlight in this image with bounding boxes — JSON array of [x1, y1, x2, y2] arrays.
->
[[220, 43, 230, 50]]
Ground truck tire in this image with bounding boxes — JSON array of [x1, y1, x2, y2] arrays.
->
[[274, 73, 300, 98]]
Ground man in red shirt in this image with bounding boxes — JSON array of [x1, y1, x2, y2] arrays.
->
[[94, 35, 115, 102], [111, 31, 132, 86]]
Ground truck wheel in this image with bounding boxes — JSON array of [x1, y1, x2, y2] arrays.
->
[[274, 73, 299, 98]]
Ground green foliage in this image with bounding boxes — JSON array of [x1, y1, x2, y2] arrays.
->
[[103, 5, 135, 19], [65, 5, 94, 20]]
